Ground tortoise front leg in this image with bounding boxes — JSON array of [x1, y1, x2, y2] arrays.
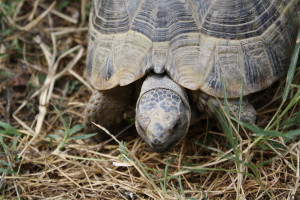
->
[[207, 97, 256, 124], [85, 85, 133, 135], [190, 91, 256, 124]]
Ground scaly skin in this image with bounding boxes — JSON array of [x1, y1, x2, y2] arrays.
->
[[190, 90, 256, 124], [84, 85, 133, 135], [207, 97, 256, 124], [136, 88, 189, 152], [135, 74, 191, 152], [85, 74, 256, 152]]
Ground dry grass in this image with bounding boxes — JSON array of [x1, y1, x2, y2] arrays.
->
[[0, 1, 300, 199]]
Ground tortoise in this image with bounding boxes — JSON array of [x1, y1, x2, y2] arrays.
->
[[85, 0, 299, 152]]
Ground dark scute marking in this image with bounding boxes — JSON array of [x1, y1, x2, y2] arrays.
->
[[172, 95, 180, 102], [153, 123, 164, 136], [262, 3, 298, 78], [200, 0, 281, 40], [139, 95, 157, 112], [148, 102, 156, 109], [205, 53, 222, 93], [193, 0, 212, 22], [265, 43, 284, 77], [93, 0, 129, 34], [104, 68, 114, 81], [170, 105, 178, 112], [242, 45, 260, 86], [160, 101, 171, 112], [131, 0, 199, 42], [103, 54, 114, 81], [157, 10, 168, 27]]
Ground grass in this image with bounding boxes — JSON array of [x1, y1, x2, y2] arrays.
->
[[0, 1, 300, 199], [46, 104, 97, 153]]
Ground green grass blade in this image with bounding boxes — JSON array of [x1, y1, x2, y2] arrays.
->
[[283, 129, 300, 139], [45, 134, 62, 140], [267, 90, 300, 130], [237, 81, 245, 133], [0, 168, 16, 174], [70, 133, 97, 140], [0, 160, 11, 167], [163, 158, 174, 193], [52, 104, 68, 131], [221, 78, 231, 117], [0, 122, 20, 136], [69, 124, 85, 136], [283, 15, 300, 100], [231, 117, 282, 137], [209, 104, 234, 147]]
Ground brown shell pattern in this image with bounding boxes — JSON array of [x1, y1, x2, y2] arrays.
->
[[87, 0, 299, 97]]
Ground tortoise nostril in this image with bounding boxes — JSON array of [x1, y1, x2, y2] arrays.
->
[[152, 139, 162, 144]]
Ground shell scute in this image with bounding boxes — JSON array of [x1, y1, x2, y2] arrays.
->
[[87, 0, 299, 97]]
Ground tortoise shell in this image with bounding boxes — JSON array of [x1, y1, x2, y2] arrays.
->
[[87, 0, 299, 98]]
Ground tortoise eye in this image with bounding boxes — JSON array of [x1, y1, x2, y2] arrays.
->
[[173, 122, 179, 130]]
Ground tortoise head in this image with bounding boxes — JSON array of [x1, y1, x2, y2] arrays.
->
[[135, 75, 191, 152]]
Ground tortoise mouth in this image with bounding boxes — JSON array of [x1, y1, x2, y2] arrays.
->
[[148, 139, 178, 153], [146, 138, 181, 153]]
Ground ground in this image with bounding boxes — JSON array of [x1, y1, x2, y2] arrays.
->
[[0, 1, 300, 199]]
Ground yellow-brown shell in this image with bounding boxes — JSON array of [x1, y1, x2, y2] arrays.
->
[[87, 0, 299, 97]]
